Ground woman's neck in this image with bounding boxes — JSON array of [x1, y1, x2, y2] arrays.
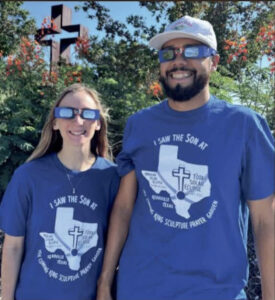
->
[[57, 148, 96, 171]]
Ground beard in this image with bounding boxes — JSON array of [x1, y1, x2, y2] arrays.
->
[[159, 67, 209, 102]]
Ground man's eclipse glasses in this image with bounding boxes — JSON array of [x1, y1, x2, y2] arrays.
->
[[159, 45, 217, 63]]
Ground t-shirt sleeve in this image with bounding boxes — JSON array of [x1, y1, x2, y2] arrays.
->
[[241, 113, 275, 200], [116, 116, 136, 177], [0, 167, 31, 236]]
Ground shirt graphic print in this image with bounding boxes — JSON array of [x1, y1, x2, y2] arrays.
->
[[40, 206, 98, 271], [142, 144, 211, 219]]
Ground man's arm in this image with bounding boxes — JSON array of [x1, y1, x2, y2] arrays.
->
[[97, 170, 137, 300], [1, 234, 24, 300], [247, 194, 275, 300]]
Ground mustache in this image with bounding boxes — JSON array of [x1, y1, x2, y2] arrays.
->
[[166, 67, 196, 76]]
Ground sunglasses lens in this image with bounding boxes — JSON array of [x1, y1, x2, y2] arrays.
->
[[162, 49, 175, 61], [55, 107, 73, 118], [185, 46, 200, 58], [82, 109, 98, 120]]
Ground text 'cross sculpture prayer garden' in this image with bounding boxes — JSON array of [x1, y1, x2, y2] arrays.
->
[[35, 4, 88, 65]]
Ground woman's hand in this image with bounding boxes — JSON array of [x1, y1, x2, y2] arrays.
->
[[96, 283, 113, 300]]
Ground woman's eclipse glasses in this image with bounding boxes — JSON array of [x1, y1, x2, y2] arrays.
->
[[54, 107, 100, 120]]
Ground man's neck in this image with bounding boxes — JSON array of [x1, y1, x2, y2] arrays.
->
[[168, 88, 210, 112]]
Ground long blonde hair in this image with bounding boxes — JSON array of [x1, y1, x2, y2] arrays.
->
[[27, 84, 111, 162]]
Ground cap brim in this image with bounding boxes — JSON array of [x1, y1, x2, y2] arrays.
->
[[149, 31, 215, 50]]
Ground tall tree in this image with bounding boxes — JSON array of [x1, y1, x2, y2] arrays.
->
[[0, 1, 36, 56]]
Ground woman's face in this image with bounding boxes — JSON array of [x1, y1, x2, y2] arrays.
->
[[53, 91, 100, 150]]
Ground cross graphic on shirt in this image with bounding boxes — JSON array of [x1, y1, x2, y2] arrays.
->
[[172, 166, 191, 191], [68, 226, 84, 250]]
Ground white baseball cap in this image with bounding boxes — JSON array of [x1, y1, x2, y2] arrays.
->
[[149, 16, 217, 51]]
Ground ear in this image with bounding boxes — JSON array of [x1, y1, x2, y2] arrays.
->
[[53, 120, 59, 131], [210, 54, 220, 72], [95, 120, 101, 131]]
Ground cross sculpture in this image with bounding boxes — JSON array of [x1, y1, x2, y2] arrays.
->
[[35, 4, 88, 65]]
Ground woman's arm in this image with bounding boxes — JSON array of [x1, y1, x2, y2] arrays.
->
[[97, 170, 137, 300], [1, 234, 24, 300]]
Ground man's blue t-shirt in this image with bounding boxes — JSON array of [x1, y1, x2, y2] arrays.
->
[[116, 95, 275, 300], [0, 154, 120, 300]]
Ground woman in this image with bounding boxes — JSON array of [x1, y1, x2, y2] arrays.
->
[[0, 84, 120, 300]]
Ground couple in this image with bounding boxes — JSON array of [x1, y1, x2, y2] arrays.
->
[[1, 15, 274, 300]]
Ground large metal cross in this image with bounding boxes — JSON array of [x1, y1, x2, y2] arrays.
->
[[35, 4, 88, 64]]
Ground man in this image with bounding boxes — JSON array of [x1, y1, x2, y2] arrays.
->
[[97, 16, 274, 300]]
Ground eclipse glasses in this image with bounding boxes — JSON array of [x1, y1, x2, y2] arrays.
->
[[54, 107, 100, 120], [158, 45, 217, 63]]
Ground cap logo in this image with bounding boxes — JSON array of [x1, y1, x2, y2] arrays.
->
[[169, 19, 193, 31], [173, 25, 185, 30]]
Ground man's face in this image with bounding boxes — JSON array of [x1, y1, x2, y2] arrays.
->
[[159, 38, 218, 102]]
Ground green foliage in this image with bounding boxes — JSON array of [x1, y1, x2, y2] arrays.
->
[[0, 1, 36, 56], [210, 68, 237, 103], [235, 64, 275, 129]]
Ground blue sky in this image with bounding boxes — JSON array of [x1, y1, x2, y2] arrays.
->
[[22, 1, 157, 39], [22, 1, 153, 25]]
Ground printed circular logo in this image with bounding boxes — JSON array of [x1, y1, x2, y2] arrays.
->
[[142, 134, 218, 230], [37, 194, 102, 282]]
